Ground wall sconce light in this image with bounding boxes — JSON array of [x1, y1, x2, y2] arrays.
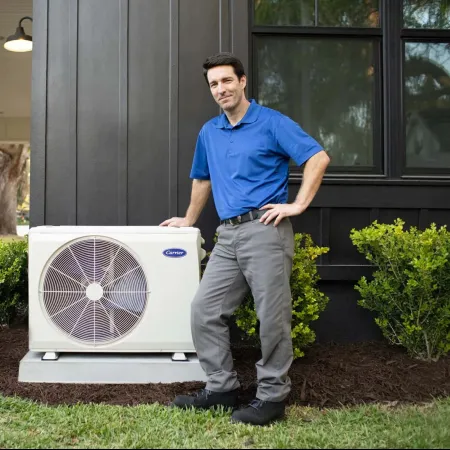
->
[[4, 16, 33, 53]]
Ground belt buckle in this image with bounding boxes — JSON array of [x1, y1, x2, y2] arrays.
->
[[228, 215, 241, 225]]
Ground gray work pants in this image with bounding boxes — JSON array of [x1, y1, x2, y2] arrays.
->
[[191, 217, 295, 402]]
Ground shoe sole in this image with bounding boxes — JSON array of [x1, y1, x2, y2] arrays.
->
[[170, 402, 237, 412], [230, 414, 285, 426]]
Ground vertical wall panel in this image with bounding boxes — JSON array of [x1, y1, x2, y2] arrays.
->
[[168, 0, 179, 219], [289, 208, 321, 247], [377, 208, 419, 228], [30, 0, 48, 227], [329, 208, 371, 265], [220, 0, 231, 52], [314, 281, 383, 342], [178, 0, 221, 220], [231, 0, 249, 79], [46, 0, 77, 225], [128, 0, 171, 225], [427, 209, 450, 228], [319, 208, 331, 265], [117, 0, 128, 225], [77, 0, 122, 225]]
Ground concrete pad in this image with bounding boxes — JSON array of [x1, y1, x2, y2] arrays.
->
[[18, 351, 207, 384]]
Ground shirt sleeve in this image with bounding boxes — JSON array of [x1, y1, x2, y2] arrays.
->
[[189, 129, 210, 180], [275, 114, 324, 167]]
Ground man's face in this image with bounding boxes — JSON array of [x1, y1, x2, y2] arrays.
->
[[206, 65, 246, 111]]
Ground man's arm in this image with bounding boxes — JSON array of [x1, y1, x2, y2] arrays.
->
[[160, 179, 212, 227], [260, 150, 330, 226]]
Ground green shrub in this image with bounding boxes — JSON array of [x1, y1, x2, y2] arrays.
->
[[0, 237, 28, 326], [350, 219, 450, 362], [233, 233, 329, 359]]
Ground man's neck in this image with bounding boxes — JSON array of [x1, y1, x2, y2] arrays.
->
[[225, 99, 251, 127]]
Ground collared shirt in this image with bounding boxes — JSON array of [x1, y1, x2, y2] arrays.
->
[[190, 99, 324, 220]]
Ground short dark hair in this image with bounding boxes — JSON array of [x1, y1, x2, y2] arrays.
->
[[202, 52, 246, 85]]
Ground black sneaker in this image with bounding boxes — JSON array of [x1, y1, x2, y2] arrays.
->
[[231, 399, 285, 426], [171, 388, 239, 410]]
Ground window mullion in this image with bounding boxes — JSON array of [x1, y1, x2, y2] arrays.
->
[[253, 26, 382, 37], [315, 0, 319, 26], [383, 0, 403, 178]]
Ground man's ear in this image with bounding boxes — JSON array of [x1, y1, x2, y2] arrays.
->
[[240, 75, 247, 90]]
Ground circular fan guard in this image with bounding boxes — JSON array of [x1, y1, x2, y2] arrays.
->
[[40, 236, 149, 345]]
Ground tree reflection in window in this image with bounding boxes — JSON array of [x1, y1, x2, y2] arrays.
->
[[404, 0, 450, 29], [404, 42, 450, 168], [254, 0, 379, 28], [255, 37, 377, 169]]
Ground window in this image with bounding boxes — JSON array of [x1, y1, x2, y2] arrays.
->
[[404, 0, 450, 29], [255, 37, 379, 169], [404, 42, 450, 169], [251, 0, 382, 174], [251, 0, 450, 178], [401, 1, 450, 174], [254, 0, 380, 27]]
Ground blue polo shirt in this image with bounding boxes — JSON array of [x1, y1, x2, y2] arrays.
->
[[190, 100, 324, 220]]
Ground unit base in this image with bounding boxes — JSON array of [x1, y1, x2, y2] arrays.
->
[[18, 351, 207, 384]]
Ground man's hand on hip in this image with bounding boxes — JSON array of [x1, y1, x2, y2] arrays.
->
[[259, 203, 305, 226], [159, 217, 193, 227]]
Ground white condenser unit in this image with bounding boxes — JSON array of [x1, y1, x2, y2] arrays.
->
[[28, 226, 206, 354]]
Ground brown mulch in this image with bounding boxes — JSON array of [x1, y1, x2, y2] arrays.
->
[[1, 327, 449, 408]]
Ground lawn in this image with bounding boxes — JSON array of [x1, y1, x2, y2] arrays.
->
[[0, 395, 449, 449]]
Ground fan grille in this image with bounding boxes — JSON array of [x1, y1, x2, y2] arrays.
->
[[40, 236, 149, 345]]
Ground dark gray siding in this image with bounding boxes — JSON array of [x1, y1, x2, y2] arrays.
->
[[128, 0, 171, 224], [46, 0, 76, 225], [31, 0, 450, 342]]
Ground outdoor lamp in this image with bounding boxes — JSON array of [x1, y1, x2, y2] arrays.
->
[[4, 16, 33, 52]]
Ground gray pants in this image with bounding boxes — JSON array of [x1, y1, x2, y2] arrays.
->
[[191, 217, 295, 402]]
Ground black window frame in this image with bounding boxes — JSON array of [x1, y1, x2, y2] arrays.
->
[[249, 0, 384, 177], [249, 0, 450, 181]]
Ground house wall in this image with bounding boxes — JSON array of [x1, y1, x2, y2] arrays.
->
[[30, 0, 450, 342], [0, 118, 30, 141]]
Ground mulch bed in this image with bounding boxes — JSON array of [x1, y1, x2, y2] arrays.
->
[[1, 326, 449, 408]]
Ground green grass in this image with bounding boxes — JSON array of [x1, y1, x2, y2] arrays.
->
[[0, 396, 449, 449]]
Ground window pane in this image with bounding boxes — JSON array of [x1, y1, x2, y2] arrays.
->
[[254, 0, 315, 26], [255, 37, 378, 168], [404, 0, 450, 29], [253, 0, 379, 27], [404, 42, 450, 169], [318, 0, 379, 27]]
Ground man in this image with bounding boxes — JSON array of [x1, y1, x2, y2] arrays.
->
[[161, 52, 330, 425]]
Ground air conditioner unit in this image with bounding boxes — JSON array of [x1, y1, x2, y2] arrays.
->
[[27, 226, 206, 356]]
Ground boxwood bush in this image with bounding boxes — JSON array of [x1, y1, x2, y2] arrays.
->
[[0, 237, 28, 326], [350, 219, 450, 362]]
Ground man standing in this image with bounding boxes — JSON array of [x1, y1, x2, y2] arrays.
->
[[161, 52, 330, 425]]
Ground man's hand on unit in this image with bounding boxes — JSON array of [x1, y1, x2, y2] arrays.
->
[[159, 217, 193, 227]]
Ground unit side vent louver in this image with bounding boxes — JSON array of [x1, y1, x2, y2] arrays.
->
[[40, 237, 149, 345]]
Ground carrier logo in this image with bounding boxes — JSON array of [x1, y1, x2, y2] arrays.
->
[[163, 248, 187, 258]]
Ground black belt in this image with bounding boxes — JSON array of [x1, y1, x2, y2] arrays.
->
[[221, 209, 263, 225]]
